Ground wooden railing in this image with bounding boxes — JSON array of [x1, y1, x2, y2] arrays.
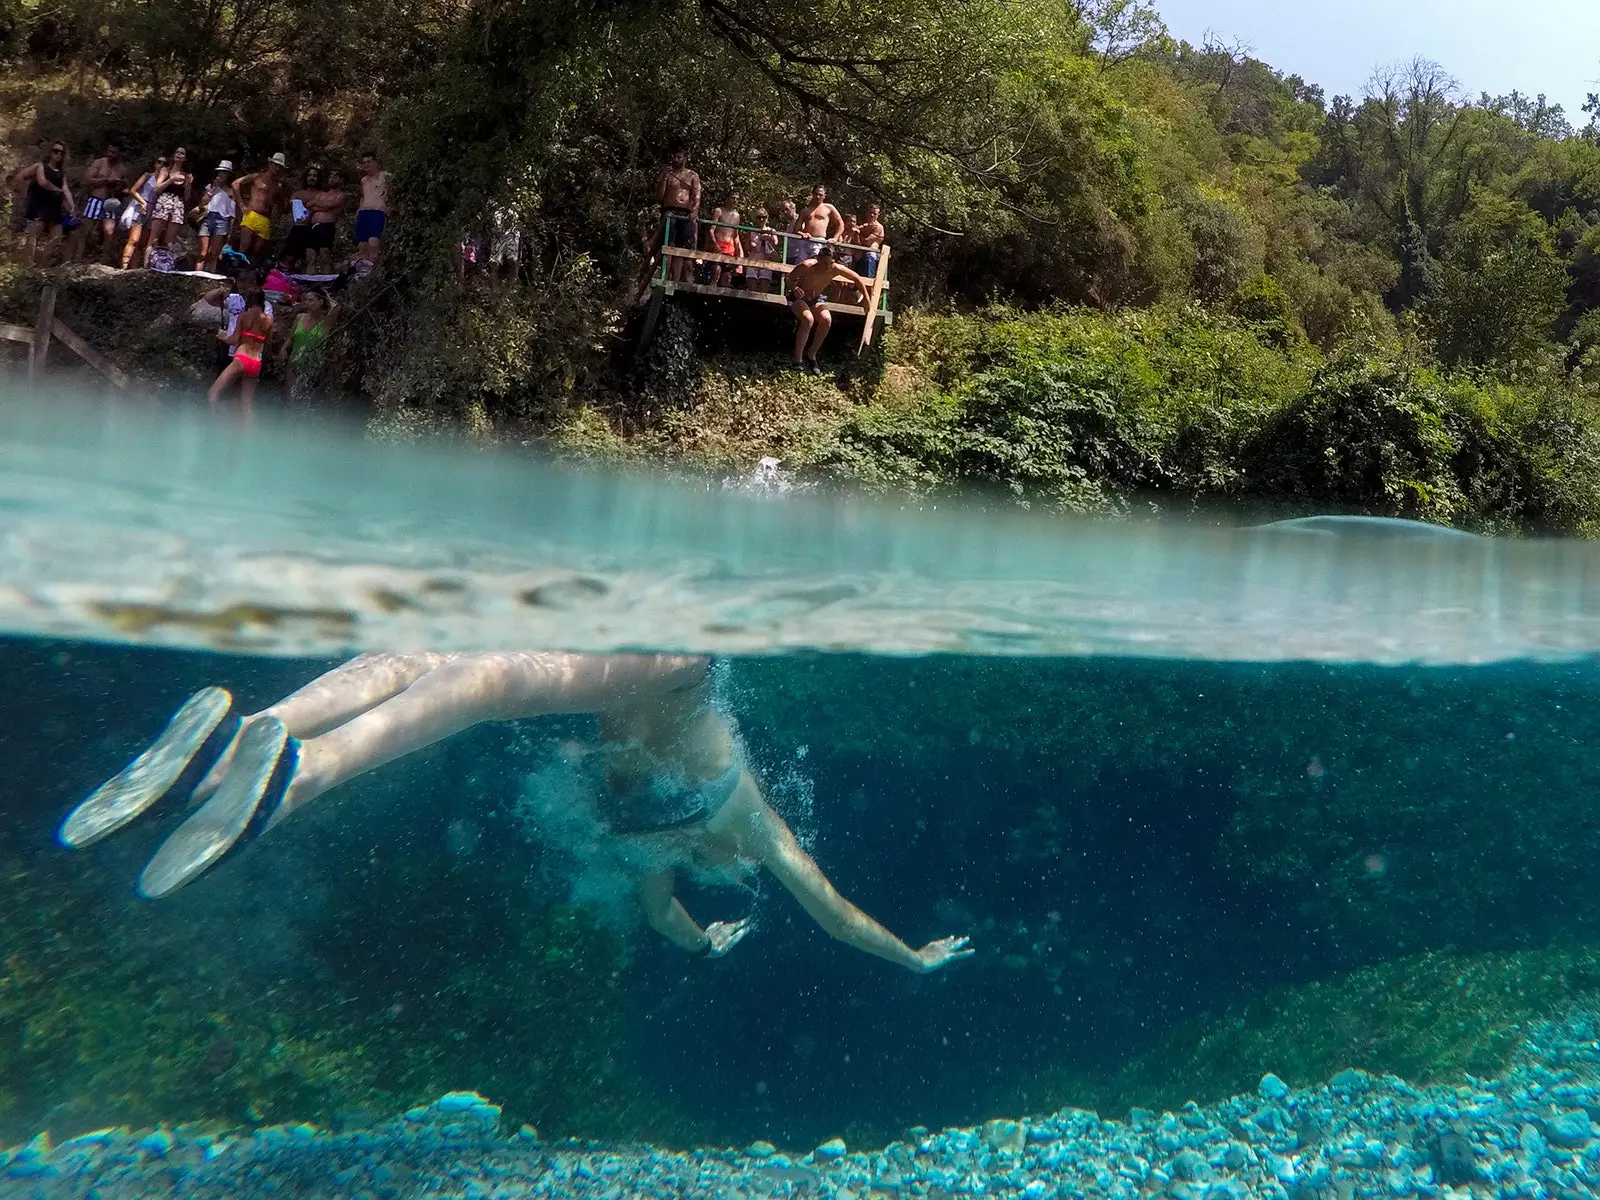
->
[[647, 215, 892, 354], [0, 285, 130, 387]]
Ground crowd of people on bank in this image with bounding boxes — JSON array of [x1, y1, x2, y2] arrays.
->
[[10, 137, 390, 280], [654, 149, 886, 372], [9, 135, 390, 410]]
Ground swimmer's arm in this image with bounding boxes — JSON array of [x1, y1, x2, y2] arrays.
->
[[638, 870, 711, 952], [751, 801, 955, 973]]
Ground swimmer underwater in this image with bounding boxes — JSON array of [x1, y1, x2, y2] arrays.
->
[[61, 652, 974, 973]]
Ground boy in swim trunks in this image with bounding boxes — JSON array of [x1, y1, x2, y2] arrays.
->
[[233, 153, 289, 261], [705, 191, 742, 287], [354, 151, 388, 260], [655, 146, 700, 283], [787, 244, 869, 373]]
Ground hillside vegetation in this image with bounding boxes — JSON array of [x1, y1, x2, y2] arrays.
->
[[8, 1, 1600, 528]]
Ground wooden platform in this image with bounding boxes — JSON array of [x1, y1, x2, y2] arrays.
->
[[641, 225, 892, 356], [655, 277, 889, 319]]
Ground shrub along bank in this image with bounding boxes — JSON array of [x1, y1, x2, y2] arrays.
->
[[561, 298, 1600, 536]]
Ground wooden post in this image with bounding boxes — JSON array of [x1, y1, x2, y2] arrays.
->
[[856, 243, 891, 354], [29, 285, 56, 378], [51, 318, 130, 389], [638, 285, 666, 351]]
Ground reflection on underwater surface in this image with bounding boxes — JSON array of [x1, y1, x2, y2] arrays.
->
[[8, 388, 1600, 663], [4, 638, 1600, 1154]]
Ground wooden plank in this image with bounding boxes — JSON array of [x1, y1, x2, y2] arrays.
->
[[50, 317, 130, 389], [660, 245, 890, 290], [857, 243, 892, 354], [638, 286, 665, 351], [663, 279, 876, 317], [29, 285, 55, 378], [0, 323, 32, 344]]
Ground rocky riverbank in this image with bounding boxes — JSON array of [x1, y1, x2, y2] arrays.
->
[[6, 1012, 1597, 1200]]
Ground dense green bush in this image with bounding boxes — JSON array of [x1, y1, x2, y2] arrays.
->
[[814, 305, 1600, 533]]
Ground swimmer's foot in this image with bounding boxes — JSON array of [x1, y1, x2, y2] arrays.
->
[[59, 687, 237, 850], [137, 716, 296, 899]]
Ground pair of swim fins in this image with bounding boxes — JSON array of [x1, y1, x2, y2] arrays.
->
[[58, 687, 296, 897]]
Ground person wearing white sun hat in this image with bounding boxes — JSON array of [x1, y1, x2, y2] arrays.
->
[[197, 160, 237, 271]]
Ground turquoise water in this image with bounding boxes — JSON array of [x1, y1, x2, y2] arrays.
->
[[3, 389, 1600, 1195]]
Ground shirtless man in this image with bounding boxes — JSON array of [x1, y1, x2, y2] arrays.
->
[[787, 243, 868, 373], [705, 191, 742, 287], [656, 147, 700, 283], [70, 140, 126, 262], [354, 151, 388, 259], [794, 184, 843, 263], [233, 153, 290, 260], [855, 203, 885, 278], [307, 169, 348, 273], [60, 652, 975, 975], [283, 167, 322, 269]]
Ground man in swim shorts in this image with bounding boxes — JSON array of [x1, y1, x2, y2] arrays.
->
[[855, 203, 885, 279], [354, 151, 388, 259], [787, 244, 869, 373], [70, 139, 126, 263], [234, 153, 290, 260], [307, 168, 348, 273], [793, 183, 842, 263], [62, 652, 974, 974], [656, 146, 701, 283]]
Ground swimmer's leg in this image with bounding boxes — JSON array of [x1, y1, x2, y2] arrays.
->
[[134, 652, 707, 896], [59, 687, 236, 849], [275, 651, 710, 824], [192, 652, 452, 802], [139, 717, 292, 898]]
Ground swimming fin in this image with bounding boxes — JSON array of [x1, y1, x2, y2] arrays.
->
[[138, 716, 294, 899], [59, 687, 236, 850]]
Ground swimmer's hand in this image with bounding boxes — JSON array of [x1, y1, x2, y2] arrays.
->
[[705, 918, 752, 958], [914, 935, 974, 973]]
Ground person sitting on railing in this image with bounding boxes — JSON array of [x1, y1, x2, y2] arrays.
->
[[656, 146, 700, 283], [745, 207, 781, 294], [788, 243, 870, 375], [793, 184, 841, 262], [706, 190, 742, 288]]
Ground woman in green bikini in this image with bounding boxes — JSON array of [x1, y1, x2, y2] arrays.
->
[[281, 288, 334, 395], [61, 652, 973, 973]]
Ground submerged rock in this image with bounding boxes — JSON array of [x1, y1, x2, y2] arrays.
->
[[7, 1015, 1600, 1200], [1259, 1074, 1291, 1103]]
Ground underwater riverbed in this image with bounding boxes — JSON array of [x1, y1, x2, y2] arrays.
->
[[2, 390, 1599, 1198]]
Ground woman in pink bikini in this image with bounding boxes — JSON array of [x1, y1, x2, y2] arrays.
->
[[207, 288, 273, 410]]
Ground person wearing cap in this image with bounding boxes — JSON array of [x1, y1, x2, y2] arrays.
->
[[233, 152, 290, 261], [197, 161, 238, 271]]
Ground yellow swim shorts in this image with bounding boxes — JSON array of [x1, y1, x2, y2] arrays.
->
[[241, 210, 272, 238]]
